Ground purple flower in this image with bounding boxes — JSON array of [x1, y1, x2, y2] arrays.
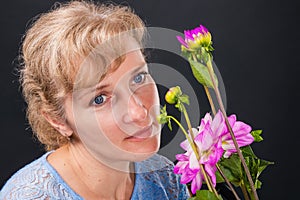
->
[[174, 113, 224, 193], [220, 113, 254, 158], [174, 150, 203, 194], [176, 25, 212, 50], [205, 110, 254, 158], [174, 110, 254, 194], [194, 113, 224, 186]]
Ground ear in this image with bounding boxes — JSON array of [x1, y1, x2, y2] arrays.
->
[[42, 111, 73, 137]]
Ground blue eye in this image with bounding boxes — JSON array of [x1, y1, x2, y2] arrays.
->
[[133, 72, 147, 84], [93, 94, 107, 105]]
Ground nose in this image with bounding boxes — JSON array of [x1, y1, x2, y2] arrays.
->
[[127, 94, 148, 122]]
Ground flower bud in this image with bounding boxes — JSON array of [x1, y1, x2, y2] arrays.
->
[[165, 86, 182, 104], [176, 25, 213, 52]]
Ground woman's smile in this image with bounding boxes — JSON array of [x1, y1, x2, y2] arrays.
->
[[125, 125, 153, 141]]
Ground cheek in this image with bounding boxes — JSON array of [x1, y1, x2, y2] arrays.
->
[[97, 115, 123, 140], [138, 83, 160, 108], [67, 103, 114, 141]]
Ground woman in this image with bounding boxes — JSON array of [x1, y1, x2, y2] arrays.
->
[[0, 1, 190, 199]]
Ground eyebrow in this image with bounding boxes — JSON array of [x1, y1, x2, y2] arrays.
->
[[76, 83, 110, 101], [130, 62, 147, 75]]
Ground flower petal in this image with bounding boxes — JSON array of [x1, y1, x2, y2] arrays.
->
[[174, 161, 188, 174], [223, 149, 236, 158], [189, 152, 200, 170], [176, 36, 188, 48], [226, 114, 237, 132], [199, 25, 209, 34], [180, 168, 197, 184], [191, 172, 202, 194], [204, 164, 217, 187], [175, 153, 188, 161], [211, 111, 226, 138], [232, 121, 252, 137], [198, 129, 214, 151], [184, 30, 194, 41], [180, 139, 189, 151]]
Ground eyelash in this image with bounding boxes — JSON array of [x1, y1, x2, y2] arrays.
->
[[132, 71, 148, 85], [91, 71, 149, 107], [92, 93, 110, 106]]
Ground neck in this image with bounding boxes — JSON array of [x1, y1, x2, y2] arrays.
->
[[48, 143, 135, 199]]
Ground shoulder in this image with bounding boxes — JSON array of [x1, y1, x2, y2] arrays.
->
[[135, 153, 174, 173], [0, 152, 78, 200], [133, 154, 190, 199]]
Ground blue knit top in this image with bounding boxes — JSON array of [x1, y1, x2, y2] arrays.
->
[[0, 152, 190, 199]]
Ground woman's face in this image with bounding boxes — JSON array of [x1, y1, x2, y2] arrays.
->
[[64, 50, 161, 165]]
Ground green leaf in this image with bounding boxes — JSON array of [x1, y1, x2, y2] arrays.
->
[[255, 179, 262, 189], [182, 48, 193, 61], [218, 155, 243, 187], [219, 146, 274, 196], [178, 94, 190, 105], [216, 164, 236, 184], [215, 169, 224, 183], [251, 130, 264, 142], [157, 105, 168, 124], [241, 146, 257, 158], [194, 190, 222, 200], [256, 159, 274, 180], [175, 101, 184, 112], [167, 118, 172, 131], [219, 154, 243, 179], [242, 154, 274, 193], [188, 59, 218, 88]]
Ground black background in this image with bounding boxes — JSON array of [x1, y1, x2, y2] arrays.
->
[[0, 0, 299, 199]]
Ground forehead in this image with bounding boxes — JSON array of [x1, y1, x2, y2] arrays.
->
[[105, 50, 146, 81], [74, 50, 146, 92], [72, 36, 143, 91]]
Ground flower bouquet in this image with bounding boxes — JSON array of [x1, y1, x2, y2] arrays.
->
[[157, 25, 273, 200]]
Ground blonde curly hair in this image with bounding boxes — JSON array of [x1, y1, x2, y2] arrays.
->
[[19, 0, 145, 151]]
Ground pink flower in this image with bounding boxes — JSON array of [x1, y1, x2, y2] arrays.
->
[[194, 113, 224, 186], [174, 113, 224, 193], [176, 24, 212, 50], [174, 131, 204, 194], [220, 113, 254, 158], [174, 110, 254, 193], [174, 151, 203, 194], [200, 110, 254, 158]]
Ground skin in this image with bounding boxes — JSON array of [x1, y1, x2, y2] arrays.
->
[[46, 50, 161, 199]]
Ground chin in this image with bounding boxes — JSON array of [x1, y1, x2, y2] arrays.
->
[[125, 135, 160, 162]]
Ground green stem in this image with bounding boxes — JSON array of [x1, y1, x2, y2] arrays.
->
[[204, 86, 217, 116], [192, 54, 216, 116], [206, 57, 259, 200], [240, 181, 250, 200], [182, 104, 195, 141], [168, 116, 198, 159], [204, 87, 239, 200], [199, 164, 214, 193], [201, 164, 220, 198], [216, 164, 240, 200]]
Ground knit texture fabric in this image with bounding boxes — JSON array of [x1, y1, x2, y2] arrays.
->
[[0, 152, 190, 200]]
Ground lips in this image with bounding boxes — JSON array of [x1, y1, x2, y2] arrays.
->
[[125, 125, 153, 141]]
